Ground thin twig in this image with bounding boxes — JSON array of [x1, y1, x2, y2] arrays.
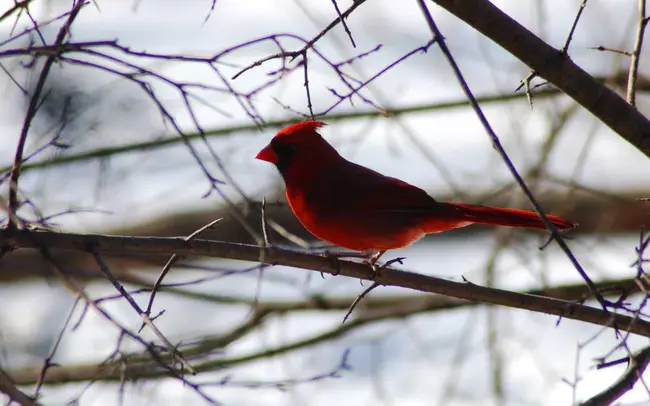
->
[[91, 251, 196, 375], [342, 282, 380, 323], [330, 0, 356, 48], [33, 296, 81, 397], [34, 242, 213, 400], [581, 345, 650, 406], [432, 0, 650, 158], [142, 218, 223, 325], [561, 0, 588, 53], [627, 0, 649, 107]]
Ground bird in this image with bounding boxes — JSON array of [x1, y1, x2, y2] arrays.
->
[[256, 121, 576, 267]]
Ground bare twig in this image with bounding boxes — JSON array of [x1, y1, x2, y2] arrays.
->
[[561, 0, 589, 53], [581, 345, 650, 406], [431, 0, 650, 158], [342, 282, 380, 323], [91, 251, 197, 375], [0, 366, 38, 406], [143, 217, 223, 323], [0, 0, 35, 26], [330, 0, 356, 48], [627, 0, 649, 107], [232, 1, 367, 81], [517, 0, 588, 106], [6, 223, 213, 399], [33, 296, 81, 397]]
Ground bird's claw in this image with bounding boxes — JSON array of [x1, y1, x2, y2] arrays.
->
[[383, 256, 406, 267], [364, 256, 406, 279], [324, 252, 342, 276]]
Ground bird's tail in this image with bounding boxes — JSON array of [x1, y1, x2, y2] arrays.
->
[[423, 202, 577, 233]]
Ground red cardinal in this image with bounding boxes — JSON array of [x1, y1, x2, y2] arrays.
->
[[256, 121, 576, 264]]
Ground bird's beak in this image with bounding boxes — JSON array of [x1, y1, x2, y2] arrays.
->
[[255, 144, 279, 164]]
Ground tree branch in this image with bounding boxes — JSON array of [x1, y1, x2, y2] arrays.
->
[[1, 229, 648, 336], [581, 345, 650, 406], [0, 367, 38, 406], [432, 0, 650, 158]]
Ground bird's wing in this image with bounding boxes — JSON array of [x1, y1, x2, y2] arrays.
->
[[324, 160, 440, 212]]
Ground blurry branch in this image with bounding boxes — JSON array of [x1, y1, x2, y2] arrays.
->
[[0, 90, 559, 175], [432, 0, 650, 158], [184, 351, 352, 392], [208, 349, 350, 390], [581, 345, 650, 406], [7, 271, 646, 385], [579, 231, 650, 405], [0, 366, 38, 406], [2, 73, 647, 177], [33, 296, 80, 398], [1, 229, 649, 336], [6, 0, 86, 230], [34, 244, 218, 403], [0, 1, 34, 26], [102, 276, 647, 318], [91, 250, 196, 374], [2, 224, 211, 399], [10, 306, 353, 384]]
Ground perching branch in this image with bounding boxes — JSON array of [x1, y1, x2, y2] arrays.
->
[[1, 228, 648, 337]]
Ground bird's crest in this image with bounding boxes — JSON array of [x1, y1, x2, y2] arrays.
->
[[275, 121, 326, 138]]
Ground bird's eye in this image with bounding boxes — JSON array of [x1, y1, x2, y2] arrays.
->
[[272, 142, 298, 156], [271, 142, 300, 173]]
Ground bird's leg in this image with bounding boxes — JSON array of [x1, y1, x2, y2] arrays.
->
[[365, 250, 386, 267], [324, 250, 384, 276], [361, 250, 386, 277], [324, 250, 402, 277]]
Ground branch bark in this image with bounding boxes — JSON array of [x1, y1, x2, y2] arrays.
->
[[1, 229, 648, 336], [432, 0, 650, 158]]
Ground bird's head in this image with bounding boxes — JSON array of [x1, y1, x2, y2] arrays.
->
[[256, 121, 340, 177]]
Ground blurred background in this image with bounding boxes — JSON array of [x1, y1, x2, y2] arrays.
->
[[0, 0, 649, 405]]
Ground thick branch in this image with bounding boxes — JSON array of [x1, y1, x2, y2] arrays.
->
[[432, 0, 650, 157]]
